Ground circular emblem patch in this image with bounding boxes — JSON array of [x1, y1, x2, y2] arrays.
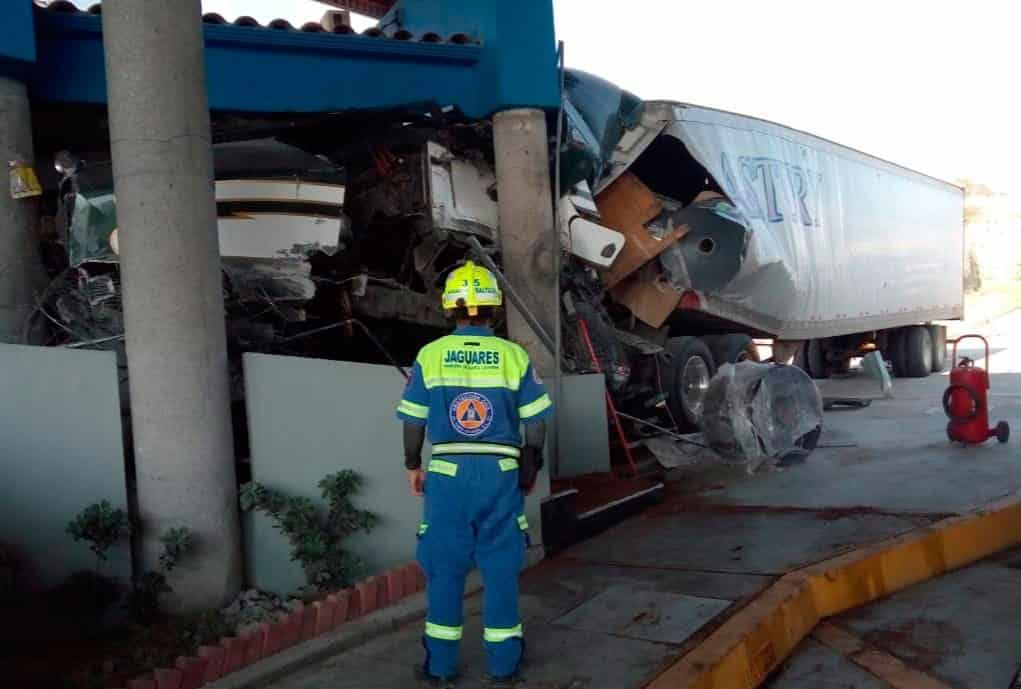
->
[[449, 392, 494, 437]]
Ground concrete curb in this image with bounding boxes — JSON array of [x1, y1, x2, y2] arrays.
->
[[200, 548, 544, 689], [112, 561, 426, 689], [643, 493, 1021, 689], [204, 589, 436, 689]]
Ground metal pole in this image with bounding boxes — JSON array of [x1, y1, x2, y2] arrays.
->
[[551, 41, 566, 478], [102, 0, 241, 611]]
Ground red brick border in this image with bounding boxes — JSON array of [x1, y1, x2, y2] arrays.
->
[[154, 668, 183, 689], [197, 646, 225, 683], [109, 561, 426, 689], [175, 656, 208, 689]]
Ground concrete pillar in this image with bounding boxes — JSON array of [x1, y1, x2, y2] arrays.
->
[[0, 77, 44, 343], [492, 108, 557, 376], [102, 0, 241, 611]]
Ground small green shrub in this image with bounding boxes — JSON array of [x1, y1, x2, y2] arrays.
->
[[240, 470, 377, 591], [63, 501, 131, 629], [66, 500, 131, 569]]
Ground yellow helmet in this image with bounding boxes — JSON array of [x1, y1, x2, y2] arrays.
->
[[442, 261, 503, 315]]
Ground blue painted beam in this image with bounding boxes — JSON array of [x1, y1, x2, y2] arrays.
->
[[0, 0, 36, 81], [26, 2, 559, 119], [383, 0, 560, 112]]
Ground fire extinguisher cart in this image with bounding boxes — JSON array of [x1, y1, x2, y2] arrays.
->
[[943, 334, 1010, 444]]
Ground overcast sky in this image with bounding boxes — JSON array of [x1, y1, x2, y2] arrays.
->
[[66, 0, 1018, 193], [556, 0, 1018, 193]]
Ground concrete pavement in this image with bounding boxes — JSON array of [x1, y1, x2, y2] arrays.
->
[[259, 317, 1021, 689]]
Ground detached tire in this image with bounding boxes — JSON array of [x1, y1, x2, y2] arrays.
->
[[929, 324, 948, 372], [663, 336, 716, 432], [901, 325, 933, 378], [779, 425, 822, 466]]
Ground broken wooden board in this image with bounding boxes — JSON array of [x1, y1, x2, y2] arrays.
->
[[595, 171, 689, 287], [610, 269, 682, 328]]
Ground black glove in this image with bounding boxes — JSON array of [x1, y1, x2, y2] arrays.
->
[[519, 446, 542, 492]]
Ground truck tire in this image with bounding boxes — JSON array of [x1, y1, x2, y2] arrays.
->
[[900, 325, 933, 378], [796, 339, 830, 379], [929, 324, 948, 372], [886, 329, 906, 377], [705, 333, 754, 365], [663, 336, 716, 432]]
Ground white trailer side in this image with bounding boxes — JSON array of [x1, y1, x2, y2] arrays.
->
[[610, 102, 964, 341]]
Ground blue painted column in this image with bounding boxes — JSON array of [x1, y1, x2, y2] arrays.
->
[[0, 2, 45, 342]]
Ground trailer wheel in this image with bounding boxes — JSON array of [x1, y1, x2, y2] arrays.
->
[[901, 325, 933, 378], [885, 329, 906, 377], [663, 336, 717, 432], [705, 333, 755, 365], [796, 339, 830, 379], [929, 324, 948, 372]]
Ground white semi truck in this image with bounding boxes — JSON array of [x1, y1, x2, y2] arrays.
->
[[556, 71, 964, 431]]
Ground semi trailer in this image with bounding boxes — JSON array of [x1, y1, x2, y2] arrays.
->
[[556, 70, 964, 431]]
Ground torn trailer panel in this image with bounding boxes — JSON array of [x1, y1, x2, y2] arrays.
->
[[558, 69, 963, 442], [575, 90, 963, 342]]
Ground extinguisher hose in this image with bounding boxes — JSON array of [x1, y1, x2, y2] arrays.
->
[[942, 384, 980, 422]]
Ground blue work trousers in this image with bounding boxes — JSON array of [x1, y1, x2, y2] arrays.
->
[[417, 453, 528, 679]]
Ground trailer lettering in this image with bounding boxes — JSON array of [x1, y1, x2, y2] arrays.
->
[[721, 153, 821, 227]]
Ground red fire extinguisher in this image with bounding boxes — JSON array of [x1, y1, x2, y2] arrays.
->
[[943, 334, 1009, 444]]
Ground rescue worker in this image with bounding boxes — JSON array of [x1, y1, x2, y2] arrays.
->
[[396, 261, 553, 686]]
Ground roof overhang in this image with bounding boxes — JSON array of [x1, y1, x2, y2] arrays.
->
[[22, 2, 559, 120], [315, 0, 396, 19]]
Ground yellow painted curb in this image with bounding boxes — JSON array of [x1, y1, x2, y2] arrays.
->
[[644, 496, 1021, 689]]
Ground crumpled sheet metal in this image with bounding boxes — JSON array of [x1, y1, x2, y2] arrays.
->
[[701, 361, 822, 467], [661, 107, 964, 337]]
